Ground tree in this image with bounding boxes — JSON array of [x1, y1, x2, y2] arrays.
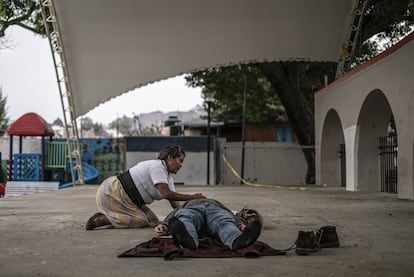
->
[[79, 117, 108, 137], [0, 0, 44, 38], [92, 122, 105, 137], [256, 0, 414, 183], [256, 61, 337, 183], [187, 62, 336, 184], [52, 117, 63, 127], [185, 65, 287, 124], [80, 116, 93, 131], [108, 116, 134, 137], [186, 0, 414, 184], [353, 0, 414, 65], [0, 86, 10, 136]]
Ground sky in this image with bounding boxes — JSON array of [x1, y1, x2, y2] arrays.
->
[[0, 27, 203, 125]]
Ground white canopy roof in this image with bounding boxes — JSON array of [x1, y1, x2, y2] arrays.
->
[[52, 0, 357, 117]]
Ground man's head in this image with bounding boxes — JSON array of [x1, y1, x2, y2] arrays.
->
[[235, 206, 263, 225]]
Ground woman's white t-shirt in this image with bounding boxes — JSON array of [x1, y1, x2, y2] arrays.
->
[[128, 159, 175, 204]]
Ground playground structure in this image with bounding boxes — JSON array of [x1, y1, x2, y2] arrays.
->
[[1, 113, 99, 196]]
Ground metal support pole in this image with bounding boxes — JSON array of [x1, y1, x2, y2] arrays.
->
[[19, 136, 23, 153], [207, 101, 211, 185], [8, 135, 13, 180], [240, 74, 247, 185], [204, 90, 215, 186]]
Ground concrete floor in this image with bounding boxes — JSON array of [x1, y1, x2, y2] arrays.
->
[[1, 185, 414, 276]]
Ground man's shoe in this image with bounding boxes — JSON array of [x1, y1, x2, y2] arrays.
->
[[315, 226, 340, 248], [295, 230, 319, 255], [232, 219, 262, 250], [168, 217, 197, 250]]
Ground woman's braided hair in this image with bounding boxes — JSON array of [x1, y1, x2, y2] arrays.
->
[[157, 144, 185, 160]]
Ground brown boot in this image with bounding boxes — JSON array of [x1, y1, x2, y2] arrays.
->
[[295, 231, 319, 255], [315, 226, 340, 248]]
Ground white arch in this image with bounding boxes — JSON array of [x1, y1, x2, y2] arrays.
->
[[315, 31, 414, 199], [356, 89, 393, 191], [319, 109, 345, 187]]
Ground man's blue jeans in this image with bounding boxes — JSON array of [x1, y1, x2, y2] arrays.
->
[[173, 203, 241, 249]]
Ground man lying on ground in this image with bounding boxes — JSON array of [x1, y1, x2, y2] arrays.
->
[[153, 198, 263, 251]]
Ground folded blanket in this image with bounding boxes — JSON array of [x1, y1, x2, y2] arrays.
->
[[118, 237, 286, 260]]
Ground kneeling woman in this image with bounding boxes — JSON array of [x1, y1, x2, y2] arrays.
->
[[86, 144, 206, 230]]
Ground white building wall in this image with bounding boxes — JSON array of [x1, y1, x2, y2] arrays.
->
[[125, 142, 307, 186], [221, 142, 307, 186], [315, 33, 414, 200]]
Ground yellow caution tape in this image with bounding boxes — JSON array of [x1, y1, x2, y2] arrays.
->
[[222, 154, 306, 191]]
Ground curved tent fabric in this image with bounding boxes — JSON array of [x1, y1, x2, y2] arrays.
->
[[52, 0, 357, 117], [7, 112, 55, 137]]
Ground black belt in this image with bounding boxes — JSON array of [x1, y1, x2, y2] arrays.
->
[[117, 170, 145, 207]]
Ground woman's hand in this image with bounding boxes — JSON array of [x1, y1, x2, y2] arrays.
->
[[154, 223, 169, 236], [192, 193, 206, 199], [156, 184, 206, 201]]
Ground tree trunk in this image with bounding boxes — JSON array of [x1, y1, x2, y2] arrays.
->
[[257, 62, 336, 184]]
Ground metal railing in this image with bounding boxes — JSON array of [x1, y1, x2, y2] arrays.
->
[[378, 135, 398, 193]]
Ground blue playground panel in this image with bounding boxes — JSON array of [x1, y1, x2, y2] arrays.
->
[[13, 153, 42, 181]]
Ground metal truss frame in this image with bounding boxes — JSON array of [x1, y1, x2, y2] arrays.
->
[[336, 0, 368, 77], [38, 0, 84, 185]]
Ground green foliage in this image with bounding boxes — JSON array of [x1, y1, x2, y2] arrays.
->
[[0, 0, 6, 17], [185, 0, 414, 127], [184, 1, 413, 184], [185, 64, 287, 124], [140, 125, 162, 136], [92, 122, 105, 137], [0, 0, 45, 38], [108, 116, 162, 136], [352, 0, 414, 65], [80, 117, 94, 131], [52, 117, 63, 127], [108, 116, 135, 137], [0, 87, 9, 136]]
